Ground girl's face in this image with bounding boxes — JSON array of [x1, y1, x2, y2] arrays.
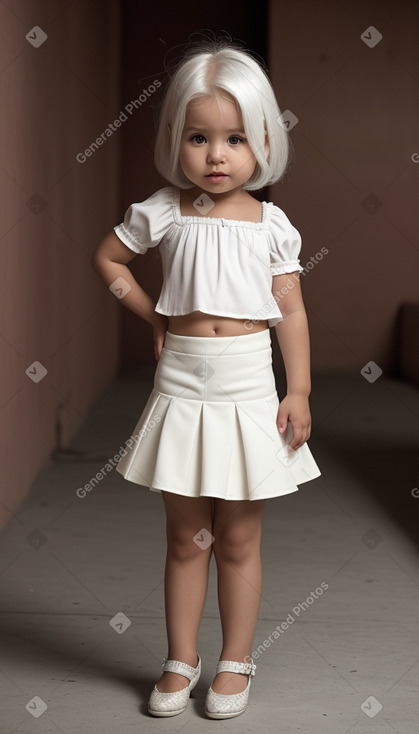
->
[[179, 91, 256, 195]]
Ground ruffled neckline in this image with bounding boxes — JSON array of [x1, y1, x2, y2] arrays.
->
[[171, 186, 270, 230]]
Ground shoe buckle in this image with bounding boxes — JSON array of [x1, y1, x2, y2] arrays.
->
[[249, 661, 256, 676]]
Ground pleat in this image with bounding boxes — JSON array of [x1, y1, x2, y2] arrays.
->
[[200, 402, 235, 496], [117, 389, 321, 500], [151, 396, 203, 494], [115, 389, 167, 486]]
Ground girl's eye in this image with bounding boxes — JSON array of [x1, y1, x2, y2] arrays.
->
[[191, 134, 206, 144], [228, 136, 245, 145]]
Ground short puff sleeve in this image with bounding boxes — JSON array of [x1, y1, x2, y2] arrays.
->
[[113, 186, 174, 254], [267, 204, 304, 276]]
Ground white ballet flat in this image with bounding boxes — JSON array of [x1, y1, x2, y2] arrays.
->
[[148, 654, 201, 717], [205, 658, 257, 719]]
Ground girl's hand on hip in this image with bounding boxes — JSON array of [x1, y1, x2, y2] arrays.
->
[[153, 315, 168, 361], [276, 394, 312, 452]]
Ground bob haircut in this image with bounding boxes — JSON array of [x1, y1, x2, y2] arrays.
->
[[154, 41, 289, 191]]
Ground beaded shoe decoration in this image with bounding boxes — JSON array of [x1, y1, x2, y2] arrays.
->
[[205, 659, 256, 719], [148, 654, 201, 717]]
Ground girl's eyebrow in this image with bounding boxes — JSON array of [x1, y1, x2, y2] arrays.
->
[[184, 127, 246, 133]]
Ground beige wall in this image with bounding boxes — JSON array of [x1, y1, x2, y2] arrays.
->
[[269, 1, 419, 374], [0, 1, 121, 531]]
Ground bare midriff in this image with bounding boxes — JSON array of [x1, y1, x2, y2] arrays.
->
[[168, 311, 268, 337]]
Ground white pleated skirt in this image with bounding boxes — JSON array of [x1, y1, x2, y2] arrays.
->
[[116, 329, 321, 501]]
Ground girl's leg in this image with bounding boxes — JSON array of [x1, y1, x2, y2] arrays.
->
[[156, 491, 213, 693], [211, 498, 265, 695]]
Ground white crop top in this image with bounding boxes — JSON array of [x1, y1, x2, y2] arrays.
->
[[113, 186, 304, 328]]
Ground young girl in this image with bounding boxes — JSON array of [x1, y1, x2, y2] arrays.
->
[[91, 40, 321, 720]]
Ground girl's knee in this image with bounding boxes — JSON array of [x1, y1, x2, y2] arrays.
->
[[166, 525, 213, 562], [213, 525, 261, 564], [163, 493, 214, 561], [212, 500, 264, 563]]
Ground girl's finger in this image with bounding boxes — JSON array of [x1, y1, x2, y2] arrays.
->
[[276, 405, 289, 434], [289, 425, 310, 451], [277, 415, 288, 434]]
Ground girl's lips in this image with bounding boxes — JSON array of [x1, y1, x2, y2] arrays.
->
[[206, 173, 228, 179]]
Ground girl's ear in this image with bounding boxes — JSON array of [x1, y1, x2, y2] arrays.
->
[[264, 133, 270, 160]]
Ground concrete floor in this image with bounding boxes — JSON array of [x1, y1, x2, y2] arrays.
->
[[1, 368, 418, 733]]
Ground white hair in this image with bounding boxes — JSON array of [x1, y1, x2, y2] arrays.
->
[[154, 42, 289, 191]]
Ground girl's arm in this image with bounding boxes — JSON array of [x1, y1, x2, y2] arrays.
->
[[91, 232, 168, 359], [271, 272, 312, 452]]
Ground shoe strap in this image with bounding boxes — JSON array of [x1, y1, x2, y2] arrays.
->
[[216, 659, 256, 676], [161, 655, 199, 681]]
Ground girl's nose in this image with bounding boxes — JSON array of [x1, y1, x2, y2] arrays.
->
[[207, 143, 226, 164]]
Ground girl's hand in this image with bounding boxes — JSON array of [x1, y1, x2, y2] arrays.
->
[[277, 394, 311, 452], [153, 315, 168, 361]]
